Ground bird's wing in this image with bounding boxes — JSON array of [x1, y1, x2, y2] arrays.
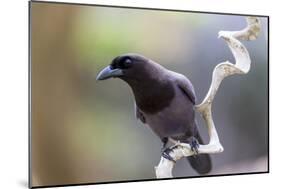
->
[[134, 103, 146, 123], [169, 71, 196, 104]]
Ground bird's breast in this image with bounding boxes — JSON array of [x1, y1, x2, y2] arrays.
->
[[133, 82, 175, 114]]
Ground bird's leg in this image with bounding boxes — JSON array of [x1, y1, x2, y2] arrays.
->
[[161, 137, 168, 151]]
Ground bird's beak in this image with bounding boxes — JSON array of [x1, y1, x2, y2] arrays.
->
[[96, 66, 124, 80]]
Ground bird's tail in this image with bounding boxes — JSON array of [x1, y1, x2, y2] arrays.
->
[[185, 133, 212, 174]]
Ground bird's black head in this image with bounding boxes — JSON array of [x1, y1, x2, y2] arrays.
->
[[96, 53, 151, 81]]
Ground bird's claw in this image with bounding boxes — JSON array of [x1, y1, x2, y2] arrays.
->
[[190, 137, 200, 155], [161, 147, 176, 163]]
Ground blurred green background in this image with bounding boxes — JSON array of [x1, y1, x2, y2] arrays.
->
[[30, 2, 268, 187]]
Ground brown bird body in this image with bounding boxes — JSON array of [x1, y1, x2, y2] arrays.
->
[[97, 53, 212, 174]]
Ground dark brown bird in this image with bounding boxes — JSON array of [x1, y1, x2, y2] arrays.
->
[[96, 53, 211, 174]]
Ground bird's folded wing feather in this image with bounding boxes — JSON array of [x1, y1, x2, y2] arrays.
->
[[169, 71, 196, 104]]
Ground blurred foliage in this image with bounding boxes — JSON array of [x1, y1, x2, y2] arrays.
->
[[31, 2, 268, 187]]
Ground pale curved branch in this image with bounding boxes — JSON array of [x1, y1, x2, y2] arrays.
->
[[155, 17, 261, 178]]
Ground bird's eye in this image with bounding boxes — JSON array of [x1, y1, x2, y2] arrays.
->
[[122, 58, 133, 68]]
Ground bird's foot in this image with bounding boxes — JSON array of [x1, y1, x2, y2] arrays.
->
[[190, 137, 200, 155], [161, 147, 176, 163]]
